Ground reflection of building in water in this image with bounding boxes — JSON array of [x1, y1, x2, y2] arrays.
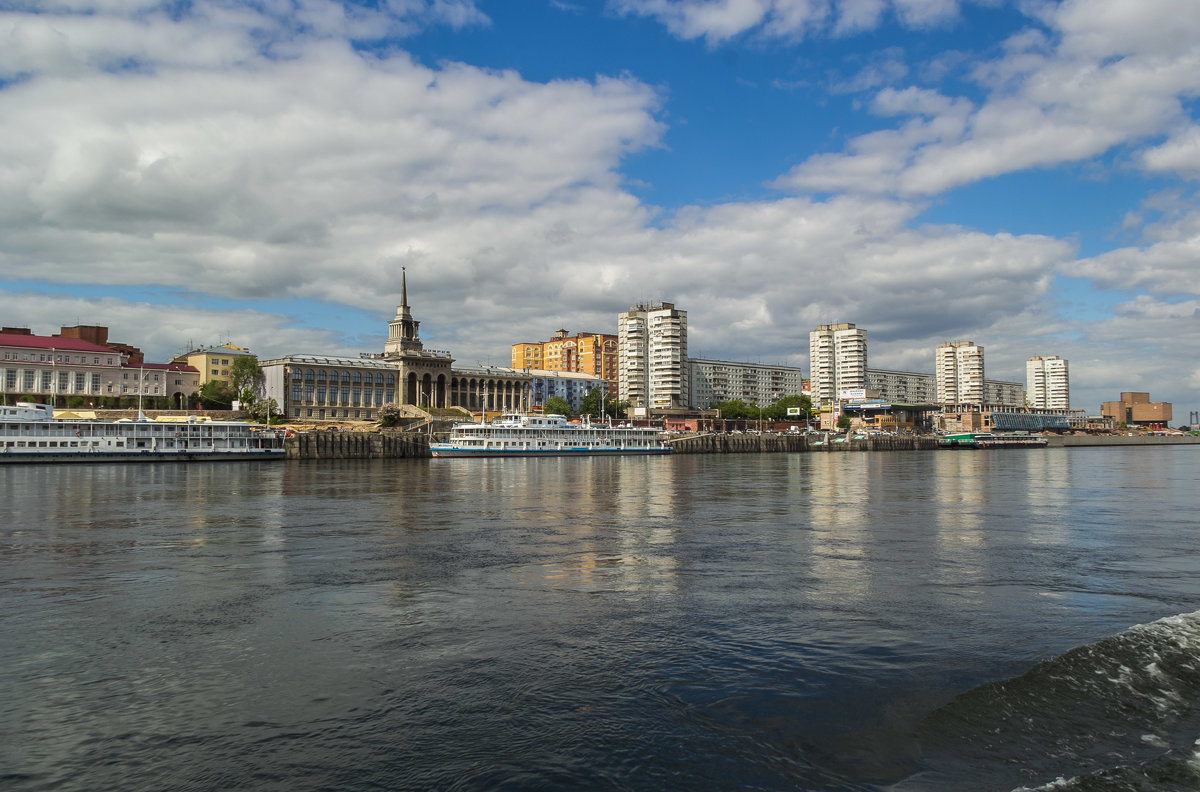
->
[[802, 454, 872, 604]]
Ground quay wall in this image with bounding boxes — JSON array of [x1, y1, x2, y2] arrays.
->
[[668, 434, 941, 454], [286, 430, 430, 460], [1046, 435, 1200, 448]]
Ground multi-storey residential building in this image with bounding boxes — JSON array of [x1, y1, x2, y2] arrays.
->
[[688, 358, 804, 409], [983, 379, 1026, 408], [511, 329, 618, 397], [935, 341, 984, 403], [527, 369, 605, 413], [809, 323, 867, 406], [618, 302, 688, 413], [1026, 355, 1070, 409], [1, 326, 199, 407], [865, 368, 936, 403], [171, 343, 256, 386]]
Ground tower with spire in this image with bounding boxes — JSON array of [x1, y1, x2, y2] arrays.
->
[[383, 269, 454, 407]]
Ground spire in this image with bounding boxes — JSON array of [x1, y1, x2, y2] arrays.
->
[[401, 267, 408, 309]]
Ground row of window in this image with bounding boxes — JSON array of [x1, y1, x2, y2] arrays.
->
[[291, 387, 393, 406], [2, 352, 116, 365], [291, 369, 395, 385], [293, 408, 374, 419], [5, 370, 102, 393]]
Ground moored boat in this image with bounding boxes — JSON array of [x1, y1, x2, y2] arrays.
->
[[0, 402, 285, 463], [940, 432, 1048, 449], [430, 413, 671, 457]]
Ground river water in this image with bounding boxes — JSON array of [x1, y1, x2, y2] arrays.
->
[[3, 448, 1200, 791]]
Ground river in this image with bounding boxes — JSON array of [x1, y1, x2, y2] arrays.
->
[[3, 447, 1199, 791]]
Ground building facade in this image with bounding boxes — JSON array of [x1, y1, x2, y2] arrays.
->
[[688, 358, 804, 409], [1026, 355, 1070, 409], [983, 379, 1026, 408], [935, 341, 984, 403], [526, 369, 604, 413], [1101, 392, 1173, 427], [511, 329, 618, 397], [382, 271, 455, 408], [2, 327, 198, 407], [618, 302, 688, 414], [171, 343, 255, 387], [809, 323, 867, 406], [865, 368, 936, 404]]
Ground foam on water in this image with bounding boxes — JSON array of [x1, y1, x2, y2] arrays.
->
[[896, 611, 1200, 791]]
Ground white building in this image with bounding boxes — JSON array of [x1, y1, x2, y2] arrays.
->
[[689, 358, 804, 409], [935, 341, 985, 403], [809, 323, 867, 406], [1026, 355, 1070, 409], [618, 302, 688, 413]]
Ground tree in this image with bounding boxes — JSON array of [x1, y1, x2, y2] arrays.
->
[[715, 399, 753, 420], [837, 414, 851, 430], [378, 403, 403, 428], [543, 397, 572, 417], [196, 380, 235, 410], [579, 387, 607, 419], [245, 397, 279, 424], [229, 357, 265, 404], [765, 394, 811, 421]]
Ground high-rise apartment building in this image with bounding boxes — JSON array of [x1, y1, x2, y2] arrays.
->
[[618, 302, 688, 413], [1026, 355, 1070, 409], [808, 323, 867, 406], [935, 341, 984, 403], [511, 329, 619, 397]]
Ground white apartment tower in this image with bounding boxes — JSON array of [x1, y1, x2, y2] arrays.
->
[[618, 302, 688, 413], [935, 341, 985, 403], [808, 323, 867, 406], [1026, 355, 1070, 409]]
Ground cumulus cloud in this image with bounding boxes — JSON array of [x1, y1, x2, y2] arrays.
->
[[775, 0, 1200, 196], [610, 0, 965, 44]]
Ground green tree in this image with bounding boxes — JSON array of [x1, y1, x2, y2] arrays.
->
[[196, 380, 235, 410], [837, 414, 851, 430], [715, 399, 753, 420], [229, 357, 264, 404], [765, 394, 811, 421], [543, 397, 572, 417], [579, 387, 608, 419]]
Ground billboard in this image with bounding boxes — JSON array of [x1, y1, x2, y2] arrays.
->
[[839, 389, 867, 400], [786, 407, 802, 416]]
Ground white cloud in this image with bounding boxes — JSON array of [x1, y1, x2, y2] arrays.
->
[[610, 0, 966, 43], [776, 0, 1200, 196]]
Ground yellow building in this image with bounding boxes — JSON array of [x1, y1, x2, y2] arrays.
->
[[511, 329, 618, 397], [172, 343, 255, 386]]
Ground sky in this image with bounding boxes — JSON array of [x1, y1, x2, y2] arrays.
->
[[1, 0, 1198, 420]]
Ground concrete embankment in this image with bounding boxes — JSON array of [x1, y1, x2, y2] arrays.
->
[[668, 434, 941, 453], [286, 430, 430, 459], [1047, 435, 1200, 448]]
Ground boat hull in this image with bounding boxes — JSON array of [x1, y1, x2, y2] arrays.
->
[[430, 445, 670, 458], [0, 448, 285, 464]]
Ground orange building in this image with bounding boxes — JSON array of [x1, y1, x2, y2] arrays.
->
[[511, 329, 619, 397], [1101, 391, 1172, 427]]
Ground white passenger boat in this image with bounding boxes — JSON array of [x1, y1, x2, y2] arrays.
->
[[0, 402, 285, 463], [430, 413, 671, 457]]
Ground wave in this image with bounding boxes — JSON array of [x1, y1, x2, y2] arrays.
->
[[893, 611, 1200, 792]]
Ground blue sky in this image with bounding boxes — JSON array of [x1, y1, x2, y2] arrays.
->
[[1, 0, 1198, 418]]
